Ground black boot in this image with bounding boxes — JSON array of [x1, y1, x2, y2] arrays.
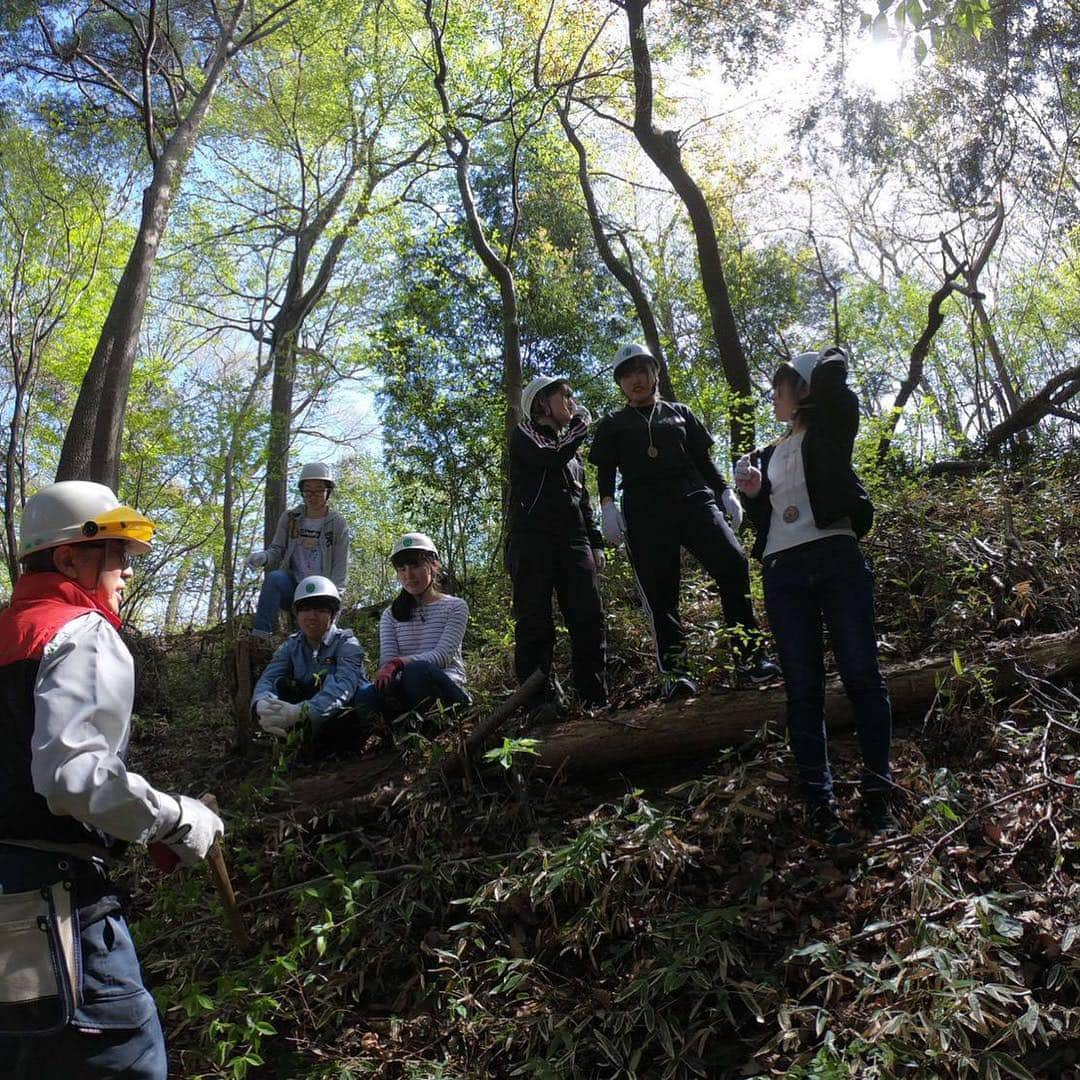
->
[[860, 792, 900, 836], [663, 674, 699, 701], [807, 802, 854, 847]]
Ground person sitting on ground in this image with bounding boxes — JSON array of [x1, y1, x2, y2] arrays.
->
[[507, 375, 607, 720], [246, 462, 350, 642], [373, 533, 471, 718], [589, 341, 781, 701], [734, 346, 896, 844], [252, 575, 378, 754]]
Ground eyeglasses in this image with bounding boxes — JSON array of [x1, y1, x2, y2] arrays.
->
[[79, 541, 134, 569]]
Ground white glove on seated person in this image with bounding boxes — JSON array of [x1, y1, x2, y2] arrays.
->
[[246, 549, 268, 569], [720, 487, 744, 530], [601, 502, 626, 546], [572, 402, 593, 426], [257, 697, 304, 737], [156, 795, 224, 866]]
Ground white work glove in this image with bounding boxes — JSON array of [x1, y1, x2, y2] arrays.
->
[[572, 402, 593, 426], [591, 548, 606, 572], [157, 795, 224, 866], [257, 698, 304, 737], [246, 549, 268, 570], [720, 487, 744, 531], [601, 502, 626, 546], [734, 455, 762, 498]]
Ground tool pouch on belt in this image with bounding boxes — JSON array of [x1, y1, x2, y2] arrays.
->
[[0, 877, 81, 1036]]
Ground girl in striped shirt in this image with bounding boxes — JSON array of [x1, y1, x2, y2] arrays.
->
[[373, 532, 471, 713]]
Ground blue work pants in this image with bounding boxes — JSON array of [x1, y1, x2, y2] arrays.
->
[[763, 536, 892, 805]]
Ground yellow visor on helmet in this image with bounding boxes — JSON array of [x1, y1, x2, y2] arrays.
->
[[79, 506, 156, 554]]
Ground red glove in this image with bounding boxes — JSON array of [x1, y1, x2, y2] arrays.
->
[[374, 657, 406, 691], [149, 841, 180, 873]]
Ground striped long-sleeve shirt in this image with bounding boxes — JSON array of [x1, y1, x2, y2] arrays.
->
[[379, 594, 469, 688]]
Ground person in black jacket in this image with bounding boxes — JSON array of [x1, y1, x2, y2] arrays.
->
[[507, 376, 607, 716], [735, 346, 896, 844], [590, 342, 780, 700]]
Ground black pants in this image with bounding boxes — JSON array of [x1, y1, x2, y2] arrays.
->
[[275, 677, 380, 756], [507, 531, 607, 705], [624, 487, 758, 673]]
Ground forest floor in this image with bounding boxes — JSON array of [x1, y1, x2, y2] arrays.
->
[[122, 464, 1080, 1079]]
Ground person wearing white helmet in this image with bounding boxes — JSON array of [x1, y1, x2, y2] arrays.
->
[[590, 342, 780, 700], [0, 481, 223, 1078], [735, 345, 894, 845], [506, 375, 607, 717], [251, 575, 378, 753], [246, 462, 351, 639], [373, 534, 471, 716]]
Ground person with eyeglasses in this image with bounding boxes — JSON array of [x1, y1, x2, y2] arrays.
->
[[734, 346, 897, 845], [589, 342, 780, 701], [0, 481, 223, 1078], [506, 375, 607, 721], [246, 462, 350, 643]]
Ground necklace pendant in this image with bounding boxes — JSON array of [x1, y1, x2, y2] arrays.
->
[[647, 446, 659, 459], [782, 505, 800, 524]]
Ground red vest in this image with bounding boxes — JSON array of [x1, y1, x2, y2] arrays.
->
[[0, 572, 121, 665]]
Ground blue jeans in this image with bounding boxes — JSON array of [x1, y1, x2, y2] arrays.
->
[[397, 661, 470, 710], [763, 536, 892, 805], [253, 569, 296, 634], [0, 847, 167, 1079]]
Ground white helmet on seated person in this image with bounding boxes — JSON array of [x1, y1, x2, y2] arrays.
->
[[297, 462, 335, 491], [389, 532, 439, 566], [292, 575, 341, 612], [521, 375, 568, 421], [19, 481, 155, 561]]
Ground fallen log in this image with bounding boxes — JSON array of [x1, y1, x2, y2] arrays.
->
[[281, 630, 1080, 806], [532, 629, 1080, 779]]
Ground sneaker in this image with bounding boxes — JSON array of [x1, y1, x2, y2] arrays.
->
[[738, 655, 782, 684], [807, 802, 854, 847], [663, 675, 699, 701], [860, 793, 900, 836]]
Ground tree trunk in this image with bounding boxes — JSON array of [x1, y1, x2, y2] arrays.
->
[[876, 268, 964, 464], [164, 555, 192, 632], [206, 564, 224, 626], [424, 0, 523, 442], [622, 0, 753, 455], [55, 3, 247, 488], [264, 333, 297, 542], [557, 99, 675, 400]]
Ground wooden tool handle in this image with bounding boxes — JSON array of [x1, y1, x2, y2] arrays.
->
[[200, 793, 251, 950]]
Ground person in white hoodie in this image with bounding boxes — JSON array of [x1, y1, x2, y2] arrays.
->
[[0, 481, 223, 1078]]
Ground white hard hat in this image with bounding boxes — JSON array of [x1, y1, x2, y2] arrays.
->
[[613, 342, 658, 381], [521, 375, 568, 420], [297, 462, 335, 491], [19, 481, 155, 561], [389, 532, 439, 564], [774, 347, 847, 387], [292, 575, 341, 611]]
